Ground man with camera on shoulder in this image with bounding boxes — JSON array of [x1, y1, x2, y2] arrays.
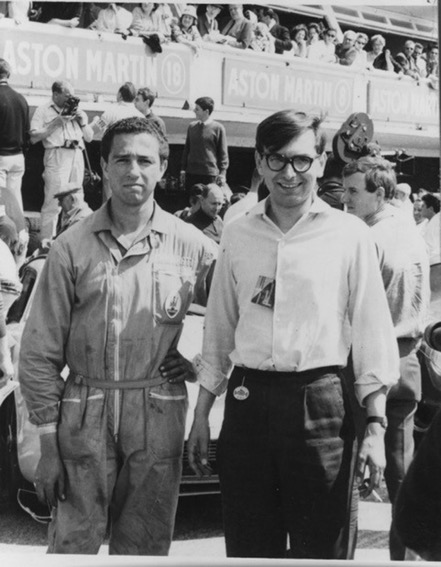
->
[[30, 81, 93, 241]]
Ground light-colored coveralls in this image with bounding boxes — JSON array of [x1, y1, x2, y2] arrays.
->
[[19, 202, 215, 554], [30, 102, 86, 240]]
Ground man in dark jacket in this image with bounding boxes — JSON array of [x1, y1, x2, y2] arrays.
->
[[261, 8, 292, 54]]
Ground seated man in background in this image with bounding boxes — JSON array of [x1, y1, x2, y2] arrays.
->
[[261, 8, 291, 55], [217, 4, 253, 49], [198, 4, 222, 38], [55, 183, 93, 238], [187, 183, 224, 244], [90, 2, 132, 34]]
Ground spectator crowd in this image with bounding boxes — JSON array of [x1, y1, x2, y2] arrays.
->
[[0, 2, 438, 82]]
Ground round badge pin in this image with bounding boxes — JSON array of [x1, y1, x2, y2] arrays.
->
[[233, 385, 249, 401]]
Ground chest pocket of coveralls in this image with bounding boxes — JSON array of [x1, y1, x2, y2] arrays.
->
[[152, 267, 195, 324]]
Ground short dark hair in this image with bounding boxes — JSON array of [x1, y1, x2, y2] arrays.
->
[[342, 156, 396, 200], [262, 8, 275, 18], [118, 82, 137, 102], [255, 110, 326, 156], [308, 22, 320, 33], [421, 193, 440, 214], [195, 96, 215, 115], [0, 59, 11, 80], [101, 117, 169, 164], [137, 87, 157, 107], [291, 24, 308, 40]]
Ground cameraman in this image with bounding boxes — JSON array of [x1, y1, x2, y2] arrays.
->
[[30, 81, 93, 241]]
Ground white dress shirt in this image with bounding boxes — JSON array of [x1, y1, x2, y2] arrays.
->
[[196, 197, 400, 405]]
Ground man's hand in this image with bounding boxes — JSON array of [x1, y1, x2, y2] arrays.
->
[[159, 348, 196, 383], [187, 416, 212, 478], [356, 423, 386, 498], [34, 434, 66, 508], [74, 109, 88, 127]]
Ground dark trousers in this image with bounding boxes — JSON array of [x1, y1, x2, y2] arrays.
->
[[217, 366, 357, 559], [184, 173, 217, 192]]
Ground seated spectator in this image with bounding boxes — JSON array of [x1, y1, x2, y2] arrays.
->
[[7, 1, 31, 23], [249, 22, 275, 54], [366, 34, 396, 72], [336, 30, 357, 66], [54, 184, 93, 238], [244, 7, 258, 27], [130, 2, 170, 44], [36, 1, 82, 28], [352, 32, 369, 70], [413, 42, 427, 78], [79, 2, 100, 28], [174, 182, 204, 221], [290, 24, 308, 58], [307, 26, 337, 63], [427, 44, 439, 77], [261, 8, 291, 55], [306, 22, 321, 51], [187, 183, 224, 244], [171, 5, 202, 55], [395, 40, 420, 79], [198, 4, 222, 38], [90, 3, 133, 34], [217, 4, 253, 50], [152, 3, 173, 38]]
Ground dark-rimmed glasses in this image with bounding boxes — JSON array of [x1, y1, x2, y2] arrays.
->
[[261, 153, 318, 173]]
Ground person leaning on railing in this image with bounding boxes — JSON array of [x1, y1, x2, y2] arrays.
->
[[171, 5, 202, 55]]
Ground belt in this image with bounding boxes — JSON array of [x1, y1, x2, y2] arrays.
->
[[70, 371, 167, 390], [236, 365, 340, 381]]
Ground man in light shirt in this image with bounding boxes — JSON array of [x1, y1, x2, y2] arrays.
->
[[342, 156, 430, 560], [30, 80, 93, 240], [186, 110, 400, 559]]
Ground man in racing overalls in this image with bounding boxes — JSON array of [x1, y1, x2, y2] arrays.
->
[[19, 117, 215, 555]]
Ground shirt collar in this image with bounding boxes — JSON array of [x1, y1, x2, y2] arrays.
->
[[90, 200, 171, 235], [249, 193, 331, 219]]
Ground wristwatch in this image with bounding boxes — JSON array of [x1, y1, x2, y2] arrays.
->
[[366, 415, 388, 430]]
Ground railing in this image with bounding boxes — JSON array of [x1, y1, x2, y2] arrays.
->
[[0, 18, 438, 154]]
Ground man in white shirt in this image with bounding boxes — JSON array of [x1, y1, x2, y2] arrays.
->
[[342, 156, 430, 560], [186, 110, 399, 559], [30, 81, 93, 240], [91, 82, 143, 135]]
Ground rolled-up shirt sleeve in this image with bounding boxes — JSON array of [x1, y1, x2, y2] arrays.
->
[[195, 232, 238, 395], [348, 229, 400, 405], [19, 243, 74, 428]]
